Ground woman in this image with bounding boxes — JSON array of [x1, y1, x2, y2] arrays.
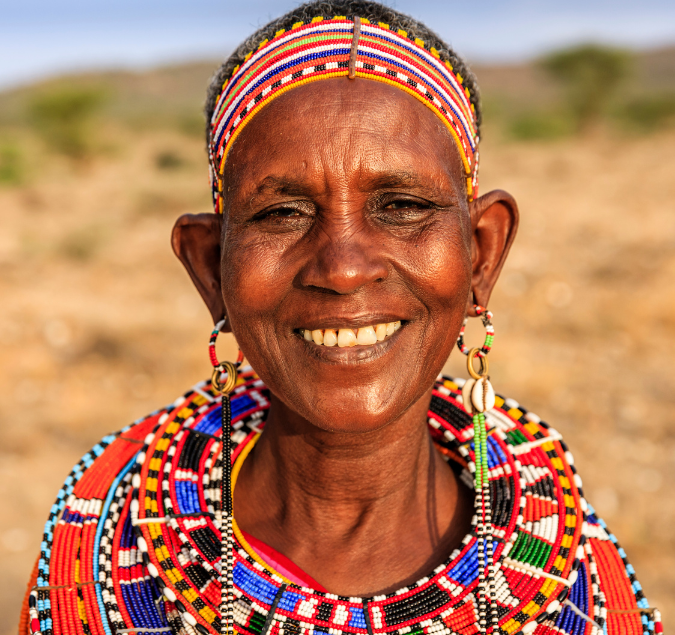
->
[[21, 2, 661, 634]]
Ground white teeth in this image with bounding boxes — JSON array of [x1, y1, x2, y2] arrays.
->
[[356, 326, 377, 345], [302, 322, 402, 348], [375, 323, 387, 341], [337, 328, 357, 348]]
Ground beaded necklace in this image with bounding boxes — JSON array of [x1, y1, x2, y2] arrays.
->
[[23, 369, 662, 635]]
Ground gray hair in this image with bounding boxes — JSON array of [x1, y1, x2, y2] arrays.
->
[[205, 0, 481, 146]]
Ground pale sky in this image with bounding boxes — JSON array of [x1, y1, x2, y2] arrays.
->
[[2, 0, 674, 89]]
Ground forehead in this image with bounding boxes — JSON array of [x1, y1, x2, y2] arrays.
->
[[223, 78, 466, 194]]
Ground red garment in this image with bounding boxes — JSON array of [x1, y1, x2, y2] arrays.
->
[[241, 529, 327, 591]]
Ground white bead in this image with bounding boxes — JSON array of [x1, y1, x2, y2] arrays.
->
[[183, 612, 197, 626], [462, 378, 475, 414], [547, 600, 560, 613], [471, 377, 495, 413], [147, 562, 159, 577], [137, 536, 148, 552]]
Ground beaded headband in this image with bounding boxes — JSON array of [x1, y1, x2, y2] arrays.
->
[[208, 16, 480, 213]]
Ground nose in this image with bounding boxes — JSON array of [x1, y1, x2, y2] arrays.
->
[[298, 219, 389, 295]]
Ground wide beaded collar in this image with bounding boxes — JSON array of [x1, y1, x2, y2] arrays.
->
[[133, 368, 585, 634], [32, 367, 636, 635]]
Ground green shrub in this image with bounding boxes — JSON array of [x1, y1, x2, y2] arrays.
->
[[540, 44, 631, 132], [155, 150, 185, 170], [29, 87, 106, 158], [509, 111, 574, 141], [617, 93, 675, 132], [178, 113, 205, 138], [0, 143, 22, 185]]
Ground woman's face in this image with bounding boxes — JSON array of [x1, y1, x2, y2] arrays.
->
[[175, 78, 517, 434], [219, 78, 471, 433]]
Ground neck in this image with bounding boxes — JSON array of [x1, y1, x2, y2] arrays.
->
[[234, 387, 473, 596]]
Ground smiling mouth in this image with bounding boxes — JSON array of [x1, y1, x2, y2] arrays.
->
[[299, 321, 402, 347]]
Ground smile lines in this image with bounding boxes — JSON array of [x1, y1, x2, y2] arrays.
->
[[300, 322, 401, 347]]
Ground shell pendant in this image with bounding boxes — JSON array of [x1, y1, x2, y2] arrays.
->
[[462, 376, 495, 414]]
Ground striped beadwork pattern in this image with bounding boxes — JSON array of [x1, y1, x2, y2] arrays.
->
[[456, 306, 494, 357], [23, 370, 661, 635], [208, 17, 480, 213]]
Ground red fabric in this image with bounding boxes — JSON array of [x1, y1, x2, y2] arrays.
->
[[241, 530, 327, 591]]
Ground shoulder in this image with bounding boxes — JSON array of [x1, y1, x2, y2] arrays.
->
[[24, 369, 266, 633], [57, 367, 268, 491]]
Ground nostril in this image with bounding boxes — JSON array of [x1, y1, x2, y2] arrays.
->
[[298, 238, 390, 295], [301, 285, 342, 295]]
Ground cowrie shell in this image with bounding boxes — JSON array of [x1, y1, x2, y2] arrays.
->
[[471, 377, 495, 413], [462, 378, 476, 414]]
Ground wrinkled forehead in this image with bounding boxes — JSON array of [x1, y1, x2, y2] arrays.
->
[[221, 77, 468, 203]]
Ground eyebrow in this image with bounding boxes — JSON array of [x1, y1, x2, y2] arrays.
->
[[362, 170, 422, 190], [251, 170, 438, 197], [365, 170, 460, 204], [251, 175, 310, 198]]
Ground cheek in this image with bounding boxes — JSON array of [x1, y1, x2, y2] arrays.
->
[[407, 220, 473, 314], [220, 231, 291, 326]]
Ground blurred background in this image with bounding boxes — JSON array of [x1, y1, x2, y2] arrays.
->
[[1, 0, 674, 631]]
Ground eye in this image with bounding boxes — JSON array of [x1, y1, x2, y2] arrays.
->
[[266, 207, 303, 217], [253, 202, 312, 221], [374, 195, 438, 228], [383, 199, 429, 210], [249, 201, 315, 232]]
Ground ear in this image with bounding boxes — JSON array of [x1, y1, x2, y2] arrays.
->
[[171, 213, 228, 328], [467, 189, 519, 316]]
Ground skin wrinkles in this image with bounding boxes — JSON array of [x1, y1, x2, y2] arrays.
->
[[172, 78, 519, 595]]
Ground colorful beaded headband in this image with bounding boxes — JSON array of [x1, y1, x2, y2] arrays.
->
[[208, 16, 480, 213]]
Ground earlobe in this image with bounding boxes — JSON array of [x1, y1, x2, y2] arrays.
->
[[171, 213, 228, 326], [467, 189, 519, 313]]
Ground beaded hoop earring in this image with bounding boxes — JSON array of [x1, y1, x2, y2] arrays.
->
[[209, 317, 245, 393], [208, 317, 244, 635], [456, 305, 494, 357], [457, 305, 498, 634]]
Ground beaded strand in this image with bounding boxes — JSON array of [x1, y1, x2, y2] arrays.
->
[[220, 390, 235, 635], [208, 318, 245, 635]]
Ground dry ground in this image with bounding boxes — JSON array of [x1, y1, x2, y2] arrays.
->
[[0, 124, 673, 632]]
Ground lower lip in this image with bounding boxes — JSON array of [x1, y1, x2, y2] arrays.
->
[[294, 328, 403, 363]]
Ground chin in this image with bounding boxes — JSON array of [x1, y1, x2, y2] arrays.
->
[[271, 372, 431, 435], [304, 403, 405, 435]]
